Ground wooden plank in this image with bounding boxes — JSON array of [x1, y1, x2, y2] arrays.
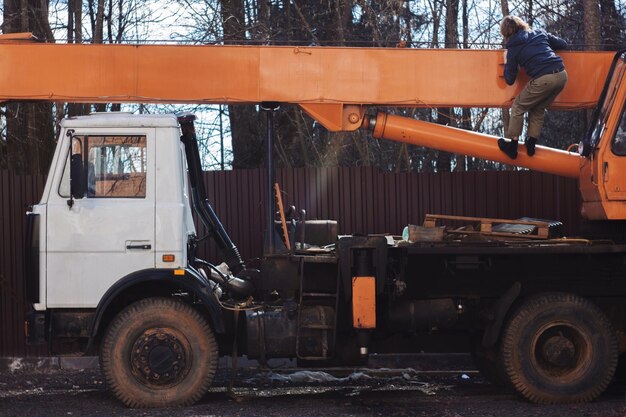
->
[[424, 214, 550, 227], [423, 213, 550, 239], [445, 229, 549, 240]]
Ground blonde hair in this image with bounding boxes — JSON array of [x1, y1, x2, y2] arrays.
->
[[500, 15, 530, 40]]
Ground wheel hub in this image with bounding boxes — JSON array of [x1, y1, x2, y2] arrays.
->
[[532, 324, 590, 378], [130, 329, 189, 387], [541, 334, 576, 368]]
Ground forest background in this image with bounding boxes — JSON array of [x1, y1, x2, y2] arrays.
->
[[0, 0, 624, 174]]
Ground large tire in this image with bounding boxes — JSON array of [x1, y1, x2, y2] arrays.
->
[[501, 292, 617, 404], [100, 297, 218, 408]]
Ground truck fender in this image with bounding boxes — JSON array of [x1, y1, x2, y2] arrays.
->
[[87, 268, 225, 351], [481, 281, 521, 348]]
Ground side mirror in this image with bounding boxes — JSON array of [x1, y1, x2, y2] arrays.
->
[[70, 153, 85, 199]]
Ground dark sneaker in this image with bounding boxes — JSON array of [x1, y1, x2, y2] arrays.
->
[[498, 138, 518, 159], [525, 137, 537, 156]]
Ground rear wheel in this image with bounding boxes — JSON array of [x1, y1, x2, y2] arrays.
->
[[100, 297, 218, 408], [501, 292, 617, 404]]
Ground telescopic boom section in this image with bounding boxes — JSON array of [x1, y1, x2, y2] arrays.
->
[[364, 112, 581, 178], [0, 39, 613, 113]]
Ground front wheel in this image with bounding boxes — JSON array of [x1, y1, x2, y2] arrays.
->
[[501, 292, 617, 404], [100, 297, 218, 408]]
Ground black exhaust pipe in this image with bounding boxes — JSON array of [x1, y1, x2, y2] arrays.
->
[[178, 113, 245, 275]]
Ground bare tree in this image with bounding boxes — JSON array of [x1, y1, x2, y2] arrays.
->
[[90, 0, 105, 43], [219, 0, 263, 168], [2, 0, 56, 174], [600, 0, 624, 50], [584, 0, 601, 51], [435, 0, 459, 172]]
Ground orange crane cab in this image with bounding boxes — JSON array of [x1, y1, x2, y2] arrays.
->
[[579, 50, 626, 220]]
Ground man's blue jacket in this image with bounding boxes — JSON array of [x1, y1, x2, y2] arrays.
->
[[504, 30, 567, 85]]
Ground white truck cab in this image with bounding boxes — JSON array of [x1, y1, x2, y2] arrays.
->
[[25, 113, 254, 408], [30, 113, 194, 310]]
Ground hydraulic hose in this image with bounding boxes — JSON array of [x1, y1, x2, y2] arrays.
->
[[178, 114, 245, 275]]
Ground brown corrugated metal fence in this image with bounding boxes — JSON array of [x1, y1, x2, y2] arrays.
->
[[1, 171, 48, 357], [1, 168, 581, 357]]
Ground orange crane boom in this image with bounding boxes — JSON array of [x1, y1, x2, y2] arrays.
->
[[364, 113, 580, 178], [0, 35, 620, 207], [0, 37, 613, 131]]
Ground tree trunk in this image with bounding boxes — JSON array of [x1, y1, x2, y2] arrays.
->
[[435, 0, 459, 172], [429, 0, 442, 47], [334, 0, 352, 45], [584, 0, 601, 51], [221, 0, 262, 169], [583, 0, 602, 131], [74, 0, 82, 42], [526, 0, 533, 27], [404, 0, 413, 45], [455, 0, 471, 172], [462, 0, 468, 48], [3, 0, 56, 174], [599, 0, 622, 50], [221, 0, 246, 44], [500, 0, 509, 16], [67, 0, 89, 117], [67, 0, 74, 43], [444, 0, 459, 48], [92, 0, 107, 112]]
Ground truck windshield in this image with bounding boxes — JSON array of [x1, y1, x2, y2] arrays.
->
[[586, 51, 626, 152]]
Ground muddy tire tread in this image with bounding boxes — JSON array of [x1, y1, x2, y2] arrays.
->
[[501, 292, 617, 405], [100, 297, 218, 408]]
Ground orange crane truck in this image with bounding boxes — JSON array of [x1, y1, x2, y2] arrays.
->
[[4, 33, 626, 407]]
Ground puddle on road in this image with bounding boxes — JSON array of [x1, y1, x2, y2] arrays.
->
[[208, 370, 454, 398], [207, 383, 451, 398]]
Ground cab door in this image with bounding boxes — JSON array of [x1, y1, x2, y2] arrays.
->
[[583, 51, 626, 205], [46, 129, 156, 308], [602, 100, 626, 201]]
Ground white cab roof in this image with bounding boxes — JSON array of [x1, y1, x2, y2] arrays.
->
[[61, 113, 180, 129]]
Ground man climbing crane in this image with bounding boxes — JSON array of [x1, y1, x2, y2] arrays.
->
[[498, 15, 568, 159]]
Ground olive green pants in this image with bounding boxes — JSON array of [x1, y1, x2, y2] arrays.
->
[[507, 70, 568, 139]]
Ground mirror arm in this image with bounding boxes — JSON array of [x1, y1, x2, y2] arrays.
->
[[66, 129, 75, 209]]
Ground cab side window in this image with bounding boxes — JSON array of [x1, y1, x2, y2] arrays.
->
[[612, 105, 626, 156], [86, 136, 147, 198]]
